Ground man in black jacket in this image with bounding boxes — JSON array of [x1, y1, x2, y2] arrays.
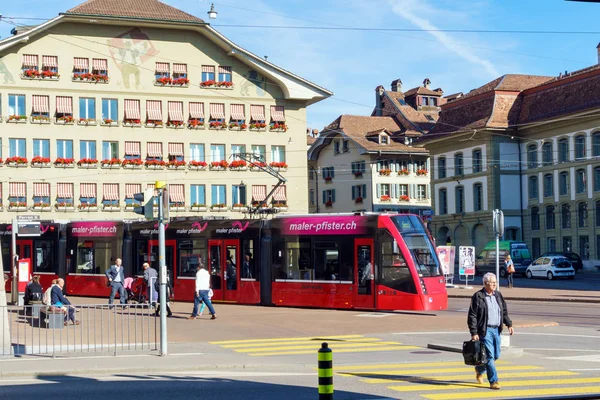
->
[[467, 273, 514, 390]]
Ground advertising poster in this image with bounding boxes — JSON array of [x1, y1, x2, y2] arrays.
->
[[459, 246, 476, 276], [436, 246, 455, 276]]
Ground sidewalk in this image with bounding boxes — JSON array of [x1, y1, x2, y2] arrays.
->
[[447, 285, 600, 303]]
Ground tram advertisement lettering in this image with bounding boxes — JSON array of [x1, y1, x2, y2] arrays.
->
[[70, 222, 118, 237], [282, 217, 366, 235]]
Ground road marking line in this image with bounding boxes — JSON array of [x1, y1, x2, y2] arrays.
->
[[337, 365, 541, 377], [221, 338, 382, 348], [335, 361, 510, 371], [360, 371, 578, 384], [423, 386, 600, 399], [248, 345, 419, 356], [235, 342, 403, 353], [390, 377, 600, 392], [210, 334, 364, 345]]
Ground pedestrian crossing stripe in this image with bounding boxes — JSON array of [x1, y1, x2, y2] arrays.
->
[[335, 361, 509, 371], [423, 386, 600, 399], [390, 376, 600, 392], [359, 371, 577, 384], [337, 365, 541, 377], [247, 345, 420, 357], [221, 337, 382, 348], [236, 341, 405, 353], [210, 334, 364, 345]]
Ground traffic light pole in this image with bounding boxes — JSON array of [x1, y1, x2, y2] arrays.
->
[[157, 188, 168, 356]]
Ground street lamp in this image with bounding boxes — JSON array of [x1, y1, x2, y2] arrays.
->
[[207, 3, 218, 19]]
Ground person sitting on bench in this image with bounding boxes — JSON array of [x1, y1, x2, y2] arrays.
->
[[51, 278, 80, 326], [24, 275, 43, 305]]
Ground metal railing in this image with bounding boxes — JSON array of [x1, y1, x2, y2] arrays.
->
[[0, 304, 158, 357]]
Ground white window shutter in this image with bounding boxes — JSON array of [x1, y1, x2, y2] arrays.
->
[[376, 184, 381, 198]]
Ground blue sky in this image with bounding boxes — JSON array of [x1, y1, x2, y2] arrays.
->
[[1, 0, 599, 131]]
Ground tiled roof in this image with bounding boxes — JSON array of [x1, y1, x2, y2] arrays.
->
[[64, 0, 205, 23], [458, 74, 552, 101], [373, 90, 437, 134], [403, 86, 443, 97], [324, 115, 428, 153]]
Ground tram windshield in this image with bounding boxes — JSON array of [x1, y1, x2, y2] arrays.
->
[[390, 215, 441, 277]]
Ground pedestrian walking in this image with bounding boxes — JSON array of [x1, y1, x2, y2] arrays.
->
[[188, 264, 217, 320], [505, 255, 515, 288], [142, 262, 158, 306], [155, 270, 174, 317], [467, 273, 514, 390], [106, 258, 127, 306]]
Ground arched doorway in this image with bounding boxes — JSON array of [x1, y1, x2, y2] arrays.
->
[[472, 223, 489, 254], [454, 224, 469, 265], [437, 226, 450, 247]]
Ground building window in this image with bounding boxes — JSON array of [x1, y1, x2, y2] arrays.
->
[[380, 135, 388, 145], [398, 184, 409, 197], [454, 153, 464, 175], [547, 237, 557, 252], [563, 237, 572, 252], [529, 176, 538, 199], [505, 228, 518, 241], [309, 189, 315, 206], [102, 141, 118, 160], [32, 95, 49, 118], [33, 139, 50, 158], [472, 149, 482, 173], [232, 184, 246, 205], [578, 202, 588, 228], [438, 157, 446, 179], [334, 141, 340, 154], [210, 144, 225, 162], [271, 146, 285, 163], [8, 94, 26, 118], [542, 142, 553, 165], [417, 184, 427, 201], [322, 167, 335, 180], [57, 139, 74, 159], [173, 63, 187, 80], [190, 143, 205, 162], [576, 169, 586, 193], [342, 139, 349, 153], [218, 66, 232, 82], [532, 238, 541, 259], [597, 200, 600, 227], [202, 65, 215, 82], [251, 145, 266, 162], [231, 144, 246, 161], [352, 184, 367, 200], [593, 132, 600, 157], [155, 62, 170, 81], [473, 183, 483, 211], [455, 186, 464, 213], [575, 135, 587, 159], [351, 161, 366, 174], [559, 171, 569, 196], [33, 182, 50, 207], [561, 203, 571, 229], [9, 138, 26, 157], [79, 97, 96, 120], [191, 184, 206, 206], [558, 138, 569, 163], [531, 207, 540, 231], [543, 173, 553, 197], [323, 189, 336, 206], [439, 188, 448, 215], [91, 58, 108, 76], [101, 98, 118, 121], [580, 236, 590, 260], [211, 184, 226, 206], [527, 144, 538, 168], [546, 205, 555, 230], [594, 167, 600, 192], [79, 141, 96, 160]]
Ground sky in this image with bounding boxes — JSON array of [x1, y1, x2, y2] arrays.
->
[[1, 0, 600, 131]]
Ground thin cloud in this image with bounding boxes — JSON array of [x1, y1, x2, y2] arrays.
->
[[388, 0, 500, 77]]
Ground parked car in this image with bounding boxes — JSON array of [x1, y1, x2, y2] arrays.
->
[[475, 241, 532, 277], [540, 252, 583, 272], [526, 256, 575, 280]]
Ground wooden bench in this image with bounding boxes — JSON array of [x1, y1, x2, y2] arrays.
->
[[39, 307, 64, 329]]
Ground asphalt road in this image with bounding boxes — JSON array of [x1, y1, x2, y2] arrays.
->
[[450, 269, 600, 291]]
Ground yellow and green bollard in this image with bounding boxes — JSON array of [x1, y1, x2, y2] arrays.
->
[[318, 342, 333, 399]]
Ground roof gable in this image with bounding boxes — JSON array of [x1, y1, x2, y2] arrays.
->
[[64, 0, 205, 23]]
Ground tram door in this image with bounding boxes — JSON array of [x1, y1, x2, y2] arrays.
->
[[148, 240, 176, 295], [208, 239, 239, 302], [354, 238, 375, 309], [5, 240, 33, 292]]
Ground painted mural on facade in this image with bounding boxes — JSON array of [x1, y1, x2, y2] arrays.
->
[[107, 28, 158, 89]]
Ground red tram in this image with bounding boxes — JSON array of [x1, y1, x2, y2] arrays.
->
[[2, 214, 447, 311]]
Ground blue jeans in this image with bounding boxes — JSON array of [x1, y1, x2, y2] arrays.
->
[[191, 290, 216, 317], [507, 273, 514, 287], [475, 327, 501, 384], [109, 282, 127, 304]]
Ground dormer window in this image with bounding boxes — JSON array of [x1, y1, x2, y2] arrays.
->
[[380, 135, 388, 145], [334, 141, 340, 154], [342, 139, 349, 153]]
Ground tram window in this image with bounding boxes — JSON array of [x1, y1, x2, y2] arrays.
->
[[226, 246, 237, 290], [314, 241, 340, 281], [381, 233, 417, 293], [179, 239, 207, 278], [284, 240, 310, 280], [134, 240, 149, 276], [241, 239, 257, 281], [75, 240, 113, 274], [34, 240, 55, 273], [403, 235, 441, 277], [358, 245, 373, 294]]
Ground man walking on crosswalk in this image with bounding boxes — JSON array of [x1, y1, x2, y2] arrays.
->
[[467, 272, 514, 390]]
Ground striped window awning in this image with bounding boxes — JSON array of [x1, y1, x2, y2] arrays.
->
[[168, 143, 184, 156], [146, 183, 156, 190], [9, 182, 26, 197], [57, 183, 73, 198], [22, 54, 38, 67], [146, 100, 162, 120], [73, 57, 89, 70], [272, 185, 287, 201], [124, 99, 141, 119], [125, 183, 141, 199], [218, 66, 232, 74], [270, 105, 285, 122], [155, 62, 169, 73], [32, 95, 49, 113], [124, 141, 141, 156], [56, 96, 73, 114], [250, 105, 265, 121], [173, 63, 187, 74], [103, 183, 119, 200], [169, 184, 185, 203], [230, 104, 245, 120], [92, 58, 107, 70], [168, 101, 184, 122], [42, 56, 58, 68], [147, 142, 163, 158], [210, 103, 225, 119], [189, 102, 204, 119], [80, 183, 96, 198], [202, 65, 215, 73], [252, 185, 267, 202], [33, 182, 50, 197]]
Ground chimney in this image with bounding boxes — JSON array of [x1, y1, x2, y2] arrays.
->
[[391, 79, 402, 92], [423, 78, 431, 89], [374, 85, 385, 116]]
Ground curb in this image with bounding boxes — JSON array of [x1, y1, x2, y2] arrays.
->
[[448, 295, 600, 304]]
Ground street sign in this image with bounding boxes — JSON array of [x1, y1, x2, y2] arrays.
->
[[16, 222, 41, 237], [16, 215, 40, 221]]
